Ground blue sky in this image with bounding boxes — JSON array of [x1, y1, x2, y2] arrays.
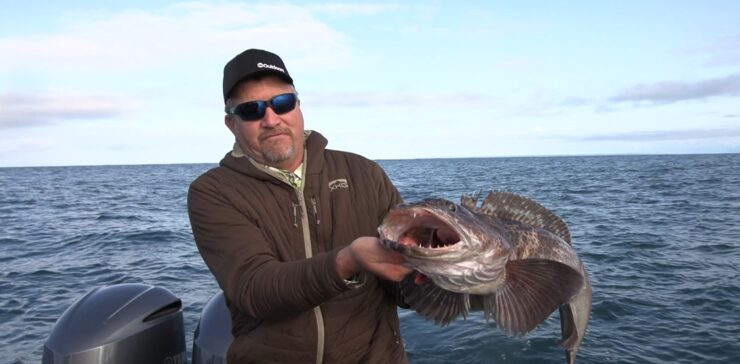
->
[[1, 1, 739, 167]]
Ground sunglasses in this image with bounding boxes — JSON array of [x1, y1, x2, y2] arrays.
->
[[226, 93, 298, 121]]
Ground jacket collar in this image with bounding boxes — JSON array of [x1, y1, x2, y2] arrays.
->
[[220, 130, 328, 184]]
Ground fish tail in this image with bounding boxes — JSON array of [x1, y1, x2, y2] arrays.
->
[[559, 272, 592, 364]]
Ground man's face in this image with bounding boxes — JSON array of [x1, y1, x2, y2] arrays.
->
[[225, 75, 305, 171]]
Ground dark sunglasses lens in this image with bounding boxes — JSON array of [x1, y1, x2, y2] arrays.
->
[[235, 101, 266, 121], [270, 94, 297, 114]]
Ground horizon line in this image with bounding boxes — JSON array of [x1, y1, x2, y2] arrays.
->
[[1, 151, 738, 169]]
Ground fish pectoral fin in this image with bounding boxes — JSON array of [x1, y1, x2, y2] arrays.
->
[[489, 259, 584, 336], [400, 273, 470, 326]]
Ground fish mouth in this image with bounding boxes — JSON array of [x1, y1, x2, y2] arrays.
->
[[381, 207, 461, 253]]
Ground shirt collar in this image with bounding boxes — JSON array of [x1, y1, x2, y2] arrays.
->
[[231, 140, 306, 189]]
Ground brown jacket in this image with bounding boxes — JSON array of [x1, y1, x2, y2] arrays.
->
[[188, 131, 407, 363]]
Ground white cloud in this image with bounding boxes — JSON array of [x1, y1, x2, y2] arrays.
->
[[0, 2, 402, 129], [304, 90, 500, 108], [570, 128, 740, 142], [0, 91, 137, 129], [0, 135, 53, 156], [610, 73, 740, 104], [697, 35, 740, 67], [306, 3, 403, 16], [0, 2, 364, 74]]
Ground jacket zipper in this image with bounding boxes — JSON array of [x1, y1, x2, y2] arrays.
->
[[247, 152, 325, 363], [310, 197, 321, 225], [292, 202, 299, 228], [295, 190, 325, 364]]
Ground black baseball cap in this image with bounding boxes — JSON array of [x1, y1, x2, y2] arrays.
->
[[222, 49, 294, 101]]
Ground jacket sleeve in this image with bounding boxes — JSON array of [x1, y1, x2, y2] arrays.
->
[[369, 162, 410, 308], [371, 161, 403, 220], [188, 173, 349, 320]]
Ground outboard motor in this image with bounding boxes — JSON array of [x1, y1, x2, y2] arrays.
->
[[42, 283, 186, 364], [192, 291, 234, 364]]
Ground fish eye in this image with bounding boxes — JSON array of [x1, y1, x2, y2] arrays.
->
[[447, 203, 457, 212]]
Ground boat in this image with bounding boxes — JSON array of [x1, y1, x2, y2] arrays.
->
[[41, 283, 233, 364]]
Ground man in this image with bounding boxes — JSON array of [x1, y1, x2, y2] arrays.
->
[[188, 48, 412, 363]]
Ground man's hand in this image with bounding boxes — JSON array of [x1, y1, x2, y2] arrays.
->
[[336, 237, 412, 282]]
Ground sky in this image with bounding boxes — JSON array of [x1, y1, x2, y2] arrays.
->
[[1, 0, 739, 167]]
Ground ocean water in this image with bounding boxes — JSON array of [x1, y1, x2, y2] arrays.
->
[[1, 154, 739, 363]]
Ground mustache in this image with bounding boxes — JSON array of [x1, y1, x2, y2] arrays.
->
[[259, 128, 292, 142]]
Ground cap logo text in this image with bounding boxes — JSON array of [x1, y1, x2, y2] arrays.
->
[[257, 62, 285, 73]]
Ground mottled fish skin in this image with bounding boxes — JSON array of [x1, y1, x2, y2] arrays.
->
[[378, 191, 592, 364]]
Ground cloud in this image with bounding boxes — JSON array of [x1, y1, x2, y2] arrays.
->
[[560, 97, 594, 107], [0, 2, 389, 74], [0, 135, 54, 160], [306, 3, 403, 16], [610, 73, 740, 104], [699, 35, 740, 67], [304, 90, 499, 108], [570, 128, 740, 142], [0, 92, 135, 129]]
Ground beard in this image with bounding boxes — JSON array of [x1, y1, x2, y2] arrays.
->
[[262, 140, 296, 165], [259, 129, 297, 166]]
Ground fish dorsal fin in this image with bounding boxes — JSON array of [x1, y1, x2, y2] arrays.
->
[[485, 259, 584, 335], [478, 191, 572, 244], [399, 273, 470, 326], [460, 189, 482, 210]]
